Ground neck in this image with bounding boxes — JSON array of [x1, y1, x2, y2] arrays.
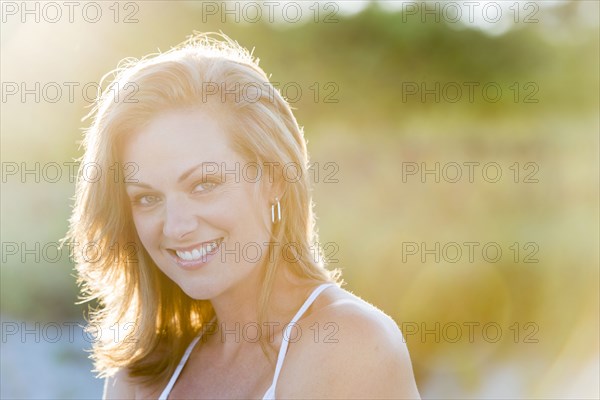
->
[[206, 261, 315, 358]]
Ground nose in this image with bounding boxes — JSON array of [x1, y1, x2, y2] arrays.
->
[[162, 196, 199, 240]]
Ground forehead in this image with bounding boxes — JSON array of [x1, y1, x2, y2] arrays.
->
[[122, 108, 242, 178]]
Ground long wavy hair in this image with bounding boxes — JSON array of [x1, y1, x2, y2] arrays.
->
[[64, 32, 342, 384]]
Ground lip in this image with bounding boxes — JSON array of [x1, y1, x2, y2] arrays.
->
[[166, 237, 223, 271]]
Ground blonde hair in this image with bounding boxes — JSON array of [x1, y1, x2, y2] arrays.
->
[[65, 32, 342, 384]]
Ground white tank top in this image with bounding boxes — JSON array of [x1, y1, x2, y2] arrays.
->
[[158, 283, 335, 400]]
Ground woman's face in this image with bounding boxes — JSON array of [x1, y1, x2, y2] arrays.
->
[[122, 107, 274, 299]]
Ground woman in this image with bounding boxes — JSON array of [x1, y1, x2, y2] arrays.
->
[[67, 33, 420, 399]]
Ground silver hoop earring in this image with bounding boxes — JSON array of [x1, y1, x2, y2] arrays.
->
[[271, 197, 281, 224]]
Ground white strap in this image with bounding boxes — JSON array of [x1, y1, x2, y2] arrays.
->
[[264, 283, 335, 399], [158, 316, 217, 400]]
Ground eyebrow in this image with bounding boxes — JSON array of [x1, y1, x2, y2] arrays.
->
[[125, 163, 207, 189]]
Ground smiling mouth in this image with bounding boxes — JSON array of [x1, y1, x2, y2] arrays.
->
[[168, 238, 223, 262]]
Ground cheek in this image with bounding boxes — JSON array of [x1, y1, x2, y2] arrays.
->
[[131, 212, 159, 248]]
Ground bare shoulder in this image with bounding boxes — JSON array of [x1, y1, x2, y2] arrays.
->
[[103, 368, 136, 400], [103, 367, 165, 400], [280, 285, 421, 399]]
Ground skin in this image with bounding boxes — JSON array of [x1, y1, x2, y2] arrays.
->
[[104, 107, 421, 399]]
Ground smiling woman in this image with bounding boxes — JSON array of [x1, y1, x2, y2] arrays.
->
[[65, 32, 420, 399]]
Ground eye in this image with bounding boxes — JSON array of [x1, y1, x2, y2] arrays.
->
[[192, 181, 217, 193], [132, 194, 161, 207]]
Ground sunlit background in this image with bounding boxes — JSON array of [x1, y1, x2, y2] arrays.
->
[[1, 1, 598, 398]]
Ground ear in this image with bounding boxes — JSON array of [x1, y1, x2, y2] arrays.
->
[[255, 160, 286, 204], [264, 175, 285, 204]]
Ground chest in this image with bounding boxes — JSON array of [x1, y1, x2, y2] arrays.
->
[[168, 342, 277, 399]]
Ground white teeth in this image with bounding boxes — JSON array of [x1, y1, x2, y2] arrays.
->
[[175, 240, 219, 261]]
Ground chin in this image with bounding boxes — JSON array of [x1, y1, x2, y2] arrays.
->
[[177, 280, 224, 301], [169, 278, 207, 299]]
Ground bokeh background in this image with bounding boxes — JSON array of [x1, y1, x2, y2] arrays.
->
[[1, 1, 598, 398]]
